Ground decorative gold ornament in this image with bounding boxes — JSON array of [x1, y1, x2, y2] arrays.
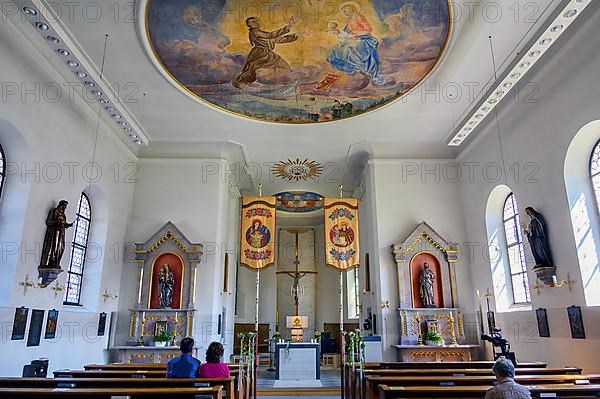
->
[[18, 274, 37, 295], [102, 288, 118, 303], [271, 159, 323, 182], [51, 280, 64, 299]]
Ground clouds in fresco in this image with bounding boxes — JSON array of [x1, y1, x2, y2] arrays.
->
[[146, 0, 450, 123]]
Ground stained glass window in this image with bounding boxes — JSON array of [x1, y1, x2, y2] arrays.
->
[[503, 193, 531, 304], [64, 193, 91, 305]]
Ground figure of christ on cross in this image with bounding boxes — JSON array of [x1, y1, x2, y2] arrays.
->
[[276, 230, 317, 315]]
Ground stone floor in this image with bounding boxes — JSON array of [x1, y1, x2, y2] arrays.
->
[[257, 368, 342, 388]]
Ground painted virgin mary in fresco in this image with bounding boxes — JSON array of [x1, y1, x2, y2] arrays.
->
[[327, 2, 385, 85]]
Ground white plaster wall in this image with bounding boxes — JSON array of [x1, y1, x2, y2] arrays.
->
[[369, 159, 474, 361], [457, 5, 600, 372], [0, 11, 135, 375], [120, 159, 239, 358]]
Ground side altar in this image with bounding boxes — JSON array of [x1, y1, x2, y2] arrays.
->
[[109, 222, 203, 364], [391, 222, 478, 362]]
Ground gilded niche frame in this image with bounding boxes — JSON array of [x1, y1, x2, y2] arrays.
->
[[391, 221, 459, 309]]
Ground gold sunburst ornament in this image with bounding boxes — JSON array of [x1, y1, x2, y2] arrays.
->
[[272, 159, 324, 182]]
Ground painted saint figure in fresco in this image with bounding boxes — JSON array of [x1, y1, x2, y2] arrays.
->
[[327, 1, 385, 85], [233, 17, 300, 88]]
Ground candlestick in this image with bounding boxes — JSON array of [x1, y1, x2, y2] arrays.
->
[[416, 313, 424, 346], [448, 312, 458, 346]]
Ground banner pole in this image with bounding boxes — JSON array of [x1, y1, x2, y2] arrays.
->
[[254, 268, 260, 399], [254, 182, 263, 399]]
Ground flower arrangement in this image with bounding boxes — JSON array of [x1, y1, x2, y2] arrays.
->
[[425, 331, 444, 346], [153, 330, 172, 347]]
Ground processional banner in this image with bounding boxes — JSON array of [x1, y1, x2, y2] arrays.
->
[[324, 198, 359, 271], [240, 196, 276, 270]]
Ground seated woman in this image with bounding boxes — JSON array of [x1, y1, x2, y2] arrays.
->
[[327, 2, 385, 85], [198, 342, 230, 378]]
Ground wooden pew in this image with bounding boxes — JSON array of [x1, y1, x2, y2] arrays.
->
[[343, 361, 550, 399], [378, 383, 600, 398], [84, 363, 238, 371], [367, 375, 600, 399], [0, 385, 223, 398], [55, 369, 239, 378], [352, 367, 582, 399], [356, 361, 547, 369], [0, 377, 235, 399]]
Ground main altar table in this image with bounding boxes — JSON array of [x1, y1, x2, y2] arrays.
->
[[393, 344, 478, 362], [275, 343, 320, 380]]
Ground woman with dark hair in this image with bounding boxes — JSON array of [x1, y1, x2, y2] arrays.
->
[[198, 342, 230, 378]]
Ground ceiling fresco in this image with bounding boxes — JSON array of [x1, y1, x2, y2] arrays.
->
[[276, 192, 324, 213], [144, 0, 451, 124]]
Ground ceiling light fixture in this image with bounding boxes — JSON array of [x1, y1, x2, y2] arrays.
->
[[22, 6, 37, 15], [448, 0, 591, 146], [35, 21, 49, 31], [12, 0, 148, 146], [46, 35, 60, 44]]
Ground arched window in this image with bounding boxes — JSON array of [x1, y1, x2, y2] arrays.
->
[[589, 140, 600, 212], [64, 192, 91, 305], [0, 144, 6, 199], [503, 193, 531, 304], [347, 267, 360, 319]]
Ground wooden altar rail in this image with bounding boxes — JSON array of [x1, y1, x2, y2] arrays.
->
[[345, 367, 582, 399], [367, 375, 600, 399], [0, 377, 235, 399], [84, 363, 238, 371], [0, 385, 223, 399], [378, 383, 600, 399]]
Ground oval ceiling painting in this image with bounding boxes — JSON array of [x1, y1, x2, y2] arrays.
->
[[144, 0, 451, 123]]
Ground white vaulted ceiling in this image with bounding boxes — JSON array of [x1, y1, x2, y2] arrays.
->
[[4, 0, 594, 194]]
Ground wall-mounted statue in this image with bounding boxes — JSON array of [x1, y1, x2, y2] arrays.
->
[[39, 200, 73, 287], [523, 207, 557, 286], [419, 262, 436, 308], [158, 264, 175, 308], [523, 207, 554, 266]]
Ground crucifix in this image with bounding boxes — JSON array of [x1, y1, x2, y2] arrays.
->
[[276, 229, 318, 316]]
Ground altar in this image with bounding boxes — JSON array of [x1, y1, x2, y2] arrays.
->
[[392, 344, 478, 362], [275, 342, 320, 381], [391, 222, 480, 362], [108, 222, 203, 364]]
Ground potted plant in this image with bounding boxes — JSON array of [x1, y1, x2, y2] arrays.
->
[[153, 330, 171, 347], [425, 331, 444, 346]]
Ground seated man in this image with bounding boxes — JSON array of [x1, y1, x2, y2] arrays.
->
[[485, 358, 532, 399], [167, 337, 201, 378]]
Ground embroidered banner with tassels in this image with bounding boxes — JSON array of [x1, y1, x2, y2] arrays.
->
[[324, 198, 359, 270], [240, 196, 276, 270]]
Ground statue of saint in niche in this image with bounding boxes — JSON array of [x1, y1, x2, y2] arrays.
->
[[419, 262, 436, 308], [523, 207, 554, 267], [40, 200, 73, 269], [158, 264, 175, 309]]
